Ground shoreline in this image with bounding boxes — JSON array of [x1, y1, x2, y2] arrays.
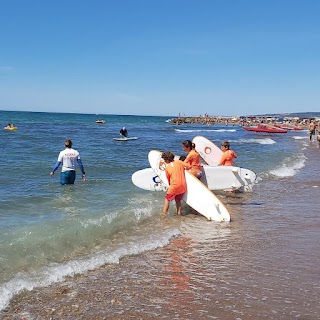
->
[[2, 144, 320, 319], [168, 115, 309, 129]]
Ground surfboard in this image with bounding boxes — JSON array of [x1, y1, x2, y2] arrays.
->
[[192, 135, 226, 166], [132, 166, 256, 192], [148, 150, 231, 222], [113, 137, 138, 141], [132, 168, 169, 192]]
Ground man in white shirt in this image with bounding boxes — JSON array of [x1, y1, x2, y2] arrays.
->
[[50, 140, 86, 185]]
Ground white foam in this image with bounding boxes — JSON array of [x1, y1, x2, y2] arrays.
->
[[174, 129, 236, 133], [0, 228, 180, 311], [234, 138, 276, 145], [269, 154, 306, 178], [292, 136, 308, 140]]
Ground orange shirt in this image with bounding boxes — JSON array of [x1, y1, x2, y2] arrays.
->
[[219, 149, 237, 166], [184, 149, 202, 176], [165, 160, 189, 195]]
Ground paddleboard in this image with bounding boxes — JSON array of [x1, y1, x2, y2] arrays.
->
[[132, 165, 256, 192], [113, 137, 138, 141], [148, 150, 231, 222], [192, 135, 227, 166]]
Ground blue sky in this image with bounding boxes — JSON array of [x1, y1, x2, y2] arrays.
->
[[0, 0, 319, 116]]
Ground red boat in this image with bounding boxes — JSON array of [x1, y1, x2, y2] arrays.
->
[[274, 124, 303, 131], [242, 124, 288, 133]]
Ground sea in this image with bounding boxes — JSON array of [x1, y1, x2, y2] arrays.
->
[[0, 110, 319, 319]]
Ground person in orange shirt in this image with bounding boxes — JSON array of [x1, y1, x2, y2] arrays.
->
[[181, 140, 202, 178], [218, 141, 237, 166], [162, 151, 190, 216]]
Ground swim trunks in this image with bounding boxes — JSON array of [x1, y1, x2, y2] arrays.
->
[[165, 193, 184, 201], [60, 170, 76, 185]]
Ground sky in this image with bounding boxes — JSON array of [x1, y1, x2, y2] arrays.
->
[[0, 0, 319, 117]]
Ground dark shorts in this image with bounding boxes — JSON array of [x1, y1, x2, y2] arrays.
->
[[60, 170, 76, 185], [165, 193, 184, 201]]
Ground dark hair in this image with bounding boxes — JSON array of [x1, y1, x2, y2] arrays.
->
[[179, 155, 186, 161], [221, 141, 230, 149], [182, 140, 193, 150], [162, 151, 175, 162], [65, 139, 73, 148]]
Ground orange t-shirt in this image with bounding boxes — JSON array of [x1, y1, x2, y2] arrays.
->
[[165, 160, 189, 196], [219, 150, 237, 166], [184, 149, 202, 176]]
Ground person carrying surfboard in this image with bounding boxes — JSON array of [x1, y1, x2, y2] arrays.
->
[[161, 151, 190, 216], [218, 141, 237, 166], [181, 140, 202, 178]]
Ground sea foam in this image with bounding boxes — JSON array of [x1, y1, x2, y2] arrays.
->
[[0, 228, 180, 312], [269, 154, 306, 178]]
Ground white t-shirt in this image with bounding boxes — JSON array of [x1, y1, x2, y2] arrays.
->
[[57, 148, 80, 172]]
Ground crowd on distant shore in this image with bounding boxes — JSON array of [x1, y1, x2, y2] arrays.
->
[[168, 114, 317, 129]]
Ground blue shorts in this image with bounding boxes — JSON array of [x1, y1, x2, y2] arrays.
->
[[60, 171, 76, 185]]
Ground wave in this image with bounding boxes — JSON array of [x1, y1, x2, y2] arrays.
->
[[292, 136, 308, 140], [174, 129, 236, 133], [233, 138, 276, 145], [0, 228, 180, 312], [269, 153, 306, 178]]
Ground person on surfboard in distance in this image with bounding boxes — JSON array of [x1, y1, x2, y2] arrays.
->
[[218, 141, 237, 166], [162, 151, 190, 216], [181, 140, 202, 178], [50, 139, 86, 185], [120, 127, 128, 138]]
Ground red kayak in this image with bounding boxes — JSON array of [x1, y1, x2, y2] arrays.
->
[[242, 125, 288, 133]]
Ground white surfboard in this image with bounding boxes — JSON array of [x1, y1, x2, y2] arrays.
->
[[192, 135, 227, 166], [133, 165, 256, 192], [132, 168, 168, 192], [148, 150, 231, 222], [113, 137, 138, 141]]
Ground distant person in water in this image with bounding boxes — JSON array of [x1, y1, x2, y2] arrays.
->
[[120, 127, 128, 138], [308, 121, 316, 142], [50, 139, 86, 185], [181, 140, 202, 178], [4, 123, 14, 129], [162, 151, 190, 216], [218, 141, 237, 166]]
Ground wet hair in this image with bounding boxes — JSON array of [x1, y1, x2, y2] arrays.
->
[[221, 141, 230, 149], [182, 140, 193, 150], [162, 151, 175, 162], [179, 155, 186, 161], [65, 139, 73, 148]]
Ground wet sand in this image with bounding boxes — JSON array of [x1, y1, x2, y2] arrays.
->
[[2, 145, 320, 320]]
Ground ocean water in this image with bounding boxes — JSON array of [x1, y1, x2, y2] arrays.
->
[[0, 110, 318, 318]]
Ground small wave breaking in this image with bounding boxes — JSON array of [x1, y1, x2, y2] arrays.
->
[[233, 138, 276, 145], [269, 154, 306, 178], [174, 129, 236, 133], [0, 228, 180, 312]]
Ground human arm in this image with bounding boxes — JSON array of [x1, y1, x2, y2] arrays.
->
[[77, 158, 86, 181], [218, 153, 226, 166], [181, 160, 191, 170], [50, 161, 61, 176]]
